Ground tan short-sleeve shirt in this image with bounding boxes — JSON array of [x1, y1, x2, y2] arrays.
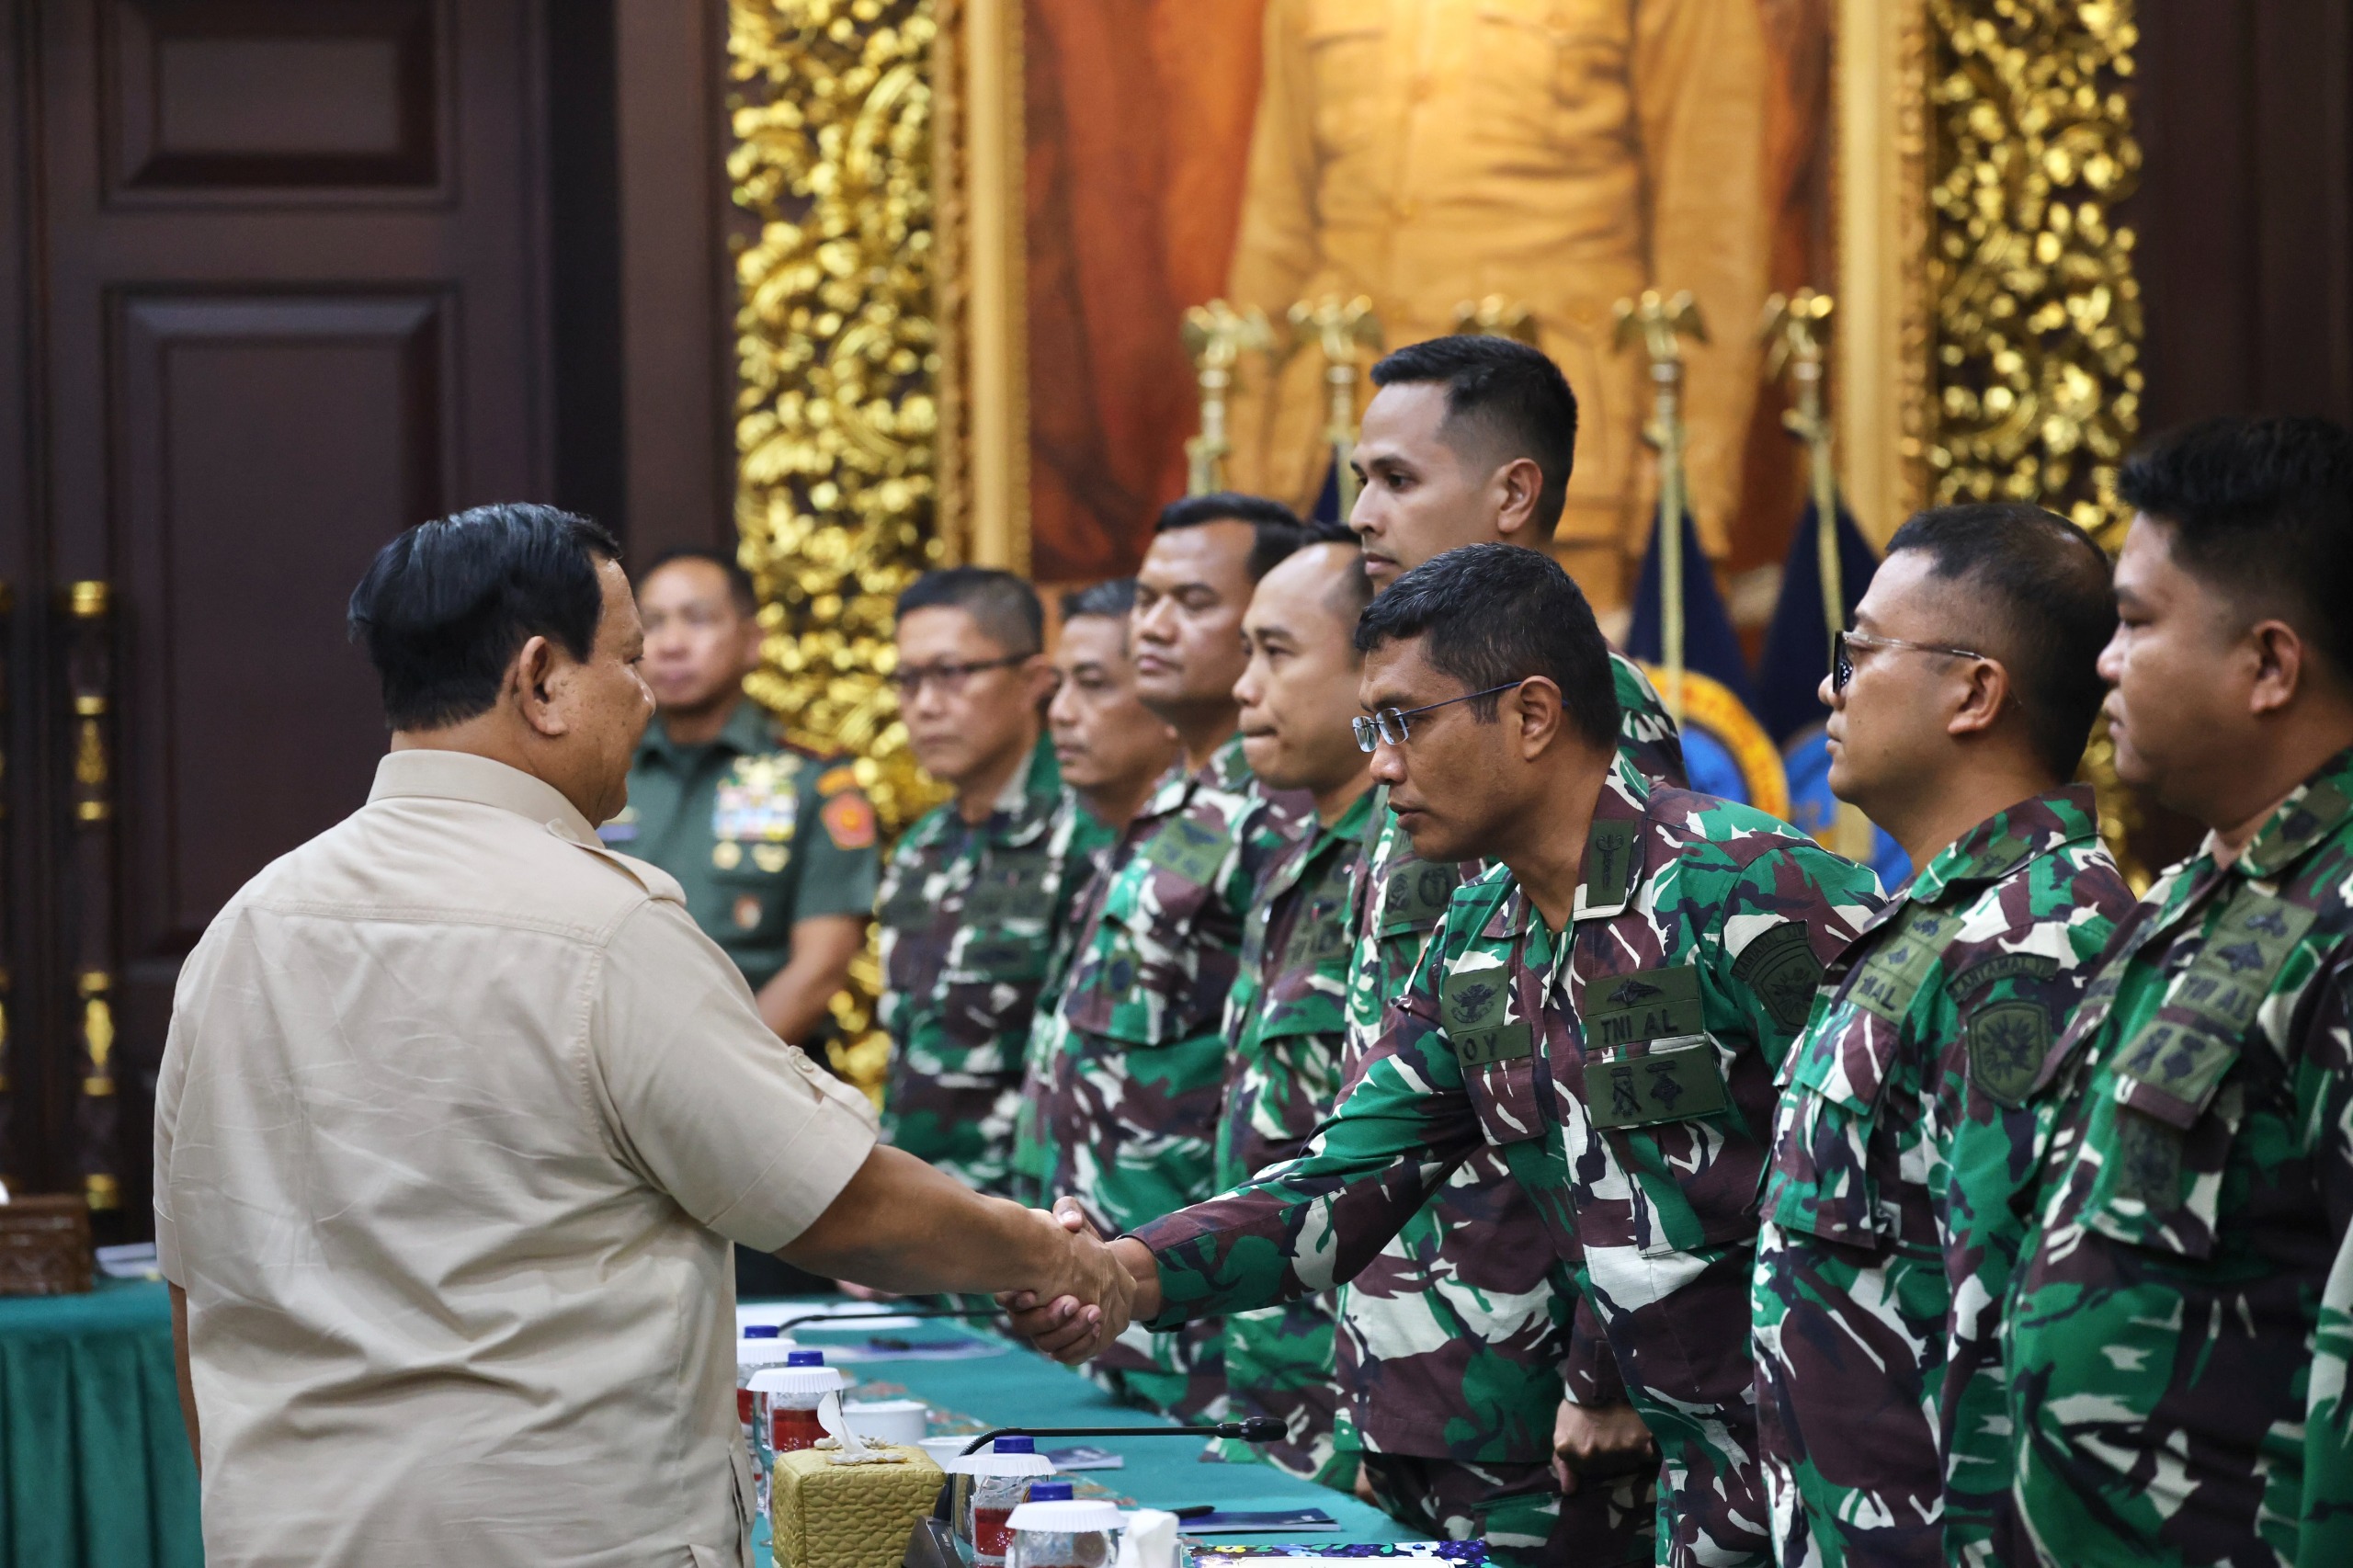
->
[[153, 749, 879, 1568]]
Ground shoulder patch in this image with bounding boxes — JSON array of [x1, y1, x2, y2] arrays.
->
[[817, 764, 860, 795], [821, 790, 876, 850], [1967, 998, 2050, 1108], [1733, 922, 1825, 1032]]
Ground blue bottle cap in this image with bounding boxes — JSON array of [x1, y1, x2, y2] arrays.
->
[[993, 1436, 1035, 1454], [785, 1349, 825, 1367], [1027, 1480, 1074, 1502], [743, 1324, 781, 1339]]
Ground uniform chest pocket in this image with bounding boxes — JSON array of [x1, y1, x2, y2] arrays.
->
[[1471, 0, 1623, 152], [1444, 967, 1545, 1147], [1059, 869, 1225, 1048], [876, 868, 932, 929], [1764, 1014, 1903, 1247], [1303, 0, 1385, 158]]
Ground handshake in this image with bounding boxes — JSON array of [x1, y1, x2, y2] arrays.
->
[[998, 1197, 1165, 1363]]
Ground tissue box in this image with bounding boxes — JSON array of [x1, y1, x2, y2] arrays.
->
[[769, 1444, 944, 1568], [0, 1197, 92, 1296]]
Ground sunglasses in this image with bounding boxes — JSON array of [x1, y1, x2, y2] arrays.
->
[[1352, 680, 1528, 752], [1831, 629, 1987, 691]]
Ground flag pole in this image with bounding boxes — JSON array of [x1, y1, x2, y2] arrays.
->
[[1616, 290, 1708, 725]]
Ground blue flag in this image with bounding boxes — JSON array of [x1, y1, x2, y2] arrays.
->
[[1623, 507, 1757, 710], [1754, 499, 1881, 745]]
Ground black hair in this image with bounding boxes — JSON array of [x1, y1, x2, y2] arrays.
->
[[639, 547, 758, 617], [895, 565, 1044, 655], [1353, 541, 1618, 748], [348, 503, 621, 732], [1061, 577, 1138, 621], [1370, 335, 1580, 540], [1154, 492, 1313, 582], [1884, 503, 2117, 778], [2118, 415, 2353, 680], [1298, 522, 1375, 625]]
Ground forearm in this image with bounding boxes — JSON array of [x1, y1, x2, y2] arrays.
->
[[169, 1282, 200, 1471], [779, 1145, 1066, 1298], [756, 918, 863, 1043]]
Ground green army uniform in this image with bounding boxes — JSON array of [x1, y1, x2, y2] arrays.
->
[[1335, 653, 1682, 1565], [1009, 790, 1122, 1205], [1751, 786, 2131, 1568], [1035, 733, 1307, 1418], [877, 733, 1110, 1196], [607, 699, 879, 994], [2006, 748, 2353, 1567], [1131, 756, 1882, 1567], [1210, 787, 1376, 1488]]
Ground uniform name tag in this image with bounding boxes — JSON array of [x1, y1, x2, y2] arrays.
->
[[1586, 1036, 1730, 1129], [2112, 891, 2315, 1125], [1142, 816, 1226, 887], [1583, 964, 1703, 1051], [1442, 969, 1532, 1067]]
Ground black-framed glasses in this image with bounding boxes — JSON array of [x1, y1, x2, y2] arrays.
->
[[1352, 680, 1529, 752], [1831, 629, 1989, 692], [888, 653, 1034, 698]]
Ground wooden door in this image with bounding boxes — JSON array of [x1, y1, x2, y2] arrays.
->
[[0, 0, 554, 1232]]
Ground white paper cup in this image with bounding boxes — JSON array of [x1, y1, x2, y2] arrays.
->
[[842, 1398, 929, 1446], [917, 1435, 973, 1467]]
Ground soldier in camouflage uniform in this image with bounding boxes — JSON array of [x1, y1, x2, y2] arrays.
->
[[1017, 547, 1882, 1567], [1747, 506, 2132, 1567], [1007, 580, 1180, 1204], [1338, 335, 1683, 1561], [879, 570, 1101, 1195], [1209, 534, 1379, 1486], [1036, 494, 1316, 1417], [2005, 418, 2353, 1567]]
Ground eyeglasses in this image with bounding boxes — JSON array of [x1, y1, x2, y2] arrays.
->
[[1831, 629, 1988, 692], [887, 653, 1034, 699], [1352, 680, 1528, 752]]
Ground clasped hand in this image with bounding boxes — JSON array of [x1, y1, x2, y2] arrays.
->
[[998, 1198, 1161, 1363]]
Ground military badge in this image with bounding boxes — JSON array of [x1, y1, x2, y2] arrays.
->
[[822, 790, 877, 849], [711, 839, 744, 870], [1966, 998, 2050, 1108], [753, 843, 790, 874], [733, 893, 763, 931]]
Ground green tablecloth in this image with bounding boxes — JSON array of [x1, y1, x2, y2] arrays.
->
[[766, 1301, 1412, 1547], [0, 1278, 201, 1568]]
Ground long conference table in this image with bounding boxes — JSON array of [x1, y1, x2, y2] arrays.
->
[[0, 1281, 1409, 1566]]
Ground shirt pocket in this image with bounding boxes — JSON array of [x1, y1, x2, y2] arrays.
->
[[1469, 0, 1623, 153], [1302, 0, 1386, 158], [2079, 1019, 2253, 1262], [1763, 1017, 1899, 1249], [1059, 873, 1225, 1048]]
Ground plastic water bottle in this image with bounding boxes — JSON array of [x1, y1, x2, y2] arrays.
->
[[734, 1327, 792, 1518], [1005, 1484, 1123, 1568], [970, 1436, 1045, 1566], [745, 1351, 846, 1525]]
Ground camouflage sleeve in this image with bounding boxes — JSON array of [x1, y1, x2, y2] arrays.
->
[[1711, 839, 1882, 1075], [794, 767, 881, 919], [1131, 934, 1483, 1324], [2302, 966, 2353, 1560], [1561, 1291, 1628, 1406]]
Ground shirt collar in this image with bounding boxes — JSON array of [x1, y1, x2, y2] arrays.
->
[[2229, 744, 2353, 881], [1906, 782, 2102, 904], [368, 750, 602, 843], [1477, 753, 1654, 942], [637, 694, 774, 766]]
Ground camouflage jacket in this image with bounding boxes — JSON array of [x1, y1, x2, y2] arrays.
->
[[877, 734, 1108, 1195], [2006, 747, 2353, 1568], [1751, 785, 2131, 1568], [1336, 653, 1687, 1463], [1135, 757, 1881, 1563], [1211, 787, 1374, 1485], [1009, 790, 1124, 1201]]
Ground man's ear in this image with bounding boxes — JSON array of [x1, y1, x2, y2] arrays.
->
[[1947, 656, 2011, 740], [2247, 619, 2307, 717], [511, 634, 569, 737], [1514, 676, 1564, 759], [1492, 457, 1545, 543], [1021, 653, 1060, 708]]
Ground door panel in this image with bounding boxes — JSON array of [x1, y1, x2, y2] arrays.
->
[[5, 0, 551, 1226]]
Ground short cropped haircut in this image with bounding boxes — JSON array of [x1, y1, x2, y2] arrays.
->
[[1300, 522, 1375, 626], [1353, 541, 1618, 749], [638, 547, 757, 617], [1370, 335, 1580, 540], [2119, 415, 2353, 679], [1155, 492, 1313, 582], [1885, 504, 2116, 778], [895, 566, 1043, 655], [348, 503, 620, 732], [1062, 577, 1138, 622]]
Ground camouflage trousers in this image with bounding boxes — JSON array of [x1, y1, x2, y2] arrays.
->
[[1359, 1452, 1654, 1568], [1087, 1315, 1228, 1422], [1210, 1295, 1359, 1489]]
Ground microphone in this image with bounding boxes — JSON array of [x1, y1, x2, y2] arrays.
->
[[767, 1306, 1006, 1337]]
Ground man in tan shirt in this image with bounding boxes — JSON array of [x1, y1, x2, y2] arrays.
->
[[154, 503, 1131, 1568], [1222, 0, 1768, 603]]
